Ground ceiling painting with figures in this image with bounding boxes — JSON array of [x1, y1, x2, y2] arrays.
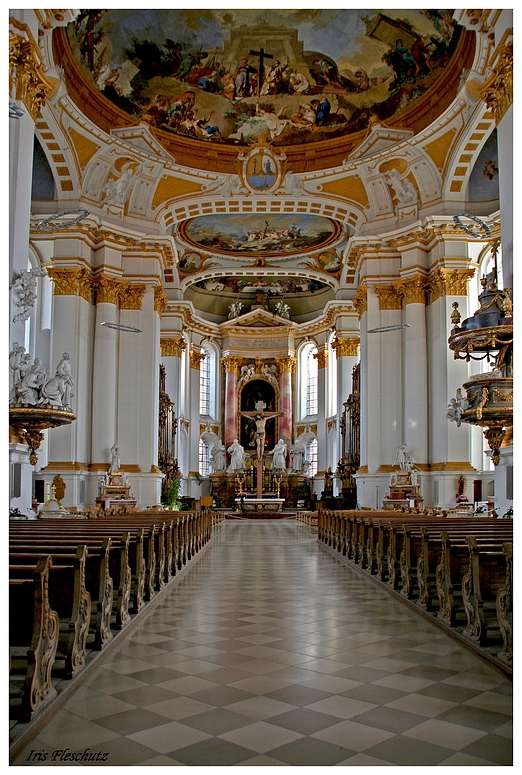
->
[[68, 9, 461, 150]]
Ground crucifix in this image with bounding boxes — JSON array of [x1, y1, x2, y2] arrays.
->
[[249, 47, 274, 100], [240, 401, 283, 499]]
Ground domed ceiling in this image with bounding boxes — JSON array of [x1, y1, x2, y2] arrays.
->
[[59, 9, 471, 172]]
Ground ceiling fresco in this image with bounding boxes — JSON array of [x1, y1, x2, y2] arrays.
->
[[180, 214, 339, 256], [193, 276, 330, 295], [69, 9, 460, 148]]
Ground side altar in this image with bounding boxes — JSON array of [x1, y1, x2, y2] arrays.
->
[[383, 470, 423, 510], [96, 446, 137, 511]]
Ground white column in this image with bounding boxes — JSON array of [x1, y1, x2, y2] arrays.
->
[[400, 277, 429, 466], [90, 278, 120, 472], [160, 336, 185, 461], [117, 285, 161, 506]]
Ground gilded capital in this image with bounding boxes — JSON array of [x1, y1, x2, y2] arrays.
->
[[353, 286, 367, 319], [375, 285, 403, 310], [154, 287, 168, 315], [313, 350, 328, 369], [160, 337, 186, 357], [429, 268, 475, 302], [275, 356, 297, 374], [119, 283, 147, 310], [47, 268, 92, 302], [94, 275, 122, 305], [9, 32, 54, 120], [394, 275, 427, 305], [221, 356, 243, 375], [189, 350, 206, 370], [479, 43, 513, 124], [332, 336, 360, 357]]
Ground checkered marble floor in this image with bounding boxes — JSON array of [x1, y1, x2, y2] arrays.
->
[[11, 520, 512, 766]]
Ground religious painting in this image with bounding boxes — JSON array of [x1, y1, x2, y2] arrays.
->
[[177, 251, 203, 275], [316, 251, 342, 273], [194, 275, 329, 296], [244, 148, 279, 191], [181, 214, 338, 256], [68, 9, 461, 148]]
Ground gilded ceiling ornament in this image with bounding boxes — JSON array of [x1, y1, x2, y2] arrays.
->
[[220, 356, 243, 375], [479, 43, 513, 125], [353, 286, 368, 319], [313, 350, 328, 369], [394, 275, 428, 305], [189, 350, 206, 370], [375, 285, 402, 310], [160, 337, 186, 357], [332, 337, 360, 357], [154, 287, 168, 315], [275, 356, 297, 374], [119, 284, 147, 310], [9, 33, 54, 121]]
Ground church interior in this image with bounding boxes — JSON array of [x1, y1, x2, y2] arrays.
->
[[9, 8, 513, 767]]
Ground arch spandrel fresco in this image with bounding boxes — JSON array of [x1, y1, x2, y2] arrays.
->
[[68, 9, 461, 150]]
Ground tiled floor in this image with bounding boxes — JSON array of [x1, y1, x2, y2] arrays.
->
[[11, 520, 513, 766]]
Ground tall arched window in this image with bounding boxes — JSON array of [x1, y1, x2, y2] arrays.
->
[[199, 438, 209, 476], [199, 348, 210, 415], [306, 438, 318, 477], [299, 341, 318, 418]]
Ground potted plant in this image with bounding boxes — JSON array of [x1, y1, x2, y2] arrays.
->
[[161, 477, 182, 510]]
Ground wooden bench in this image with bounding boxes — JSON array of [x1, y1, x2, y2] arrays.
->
[[9, 556, 59, 721]]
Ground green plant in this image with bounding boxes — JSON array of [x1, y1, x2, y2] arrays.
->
[[161, 477, 182, 510]]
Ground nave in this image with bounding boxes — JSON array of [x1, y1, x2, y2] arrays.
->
[[11, 520, 512, 767]]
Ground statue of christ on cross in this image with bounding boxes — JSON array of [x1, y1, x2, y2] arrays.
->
[[240, 401, 283, 462]]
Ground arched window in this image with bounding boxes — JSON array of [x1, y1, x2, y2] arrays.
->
[[306, 438, 318, 477], [199, 348, 210, 415], [199, 438, 209, 476], [299, 341, 318, 418]]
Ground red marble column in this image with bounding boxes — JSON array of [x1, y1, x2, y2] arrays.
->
[[276, 356, 296, 450], [222, 356, 242, 454]]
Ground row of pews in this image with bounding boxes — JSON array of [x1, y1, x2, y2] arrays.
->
[[318, 510, 512, 668], [9, 510, 225, 723]]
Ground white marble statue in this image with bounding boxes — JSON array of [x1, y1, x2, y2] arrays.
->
[[39, 352, 74, 408], [446, 388, 469, 428], [394, 444, 416, 472], [9, 342, 26, 401], [16, 358, 47, 404], [384, 168, 418, 205], [227, 439, 246, 471], [108, 443, 121, 474], [210, 440, 226, 472], [271, 439, 288, 471], [11, 267, 47, 323], [290, 440, 305, 472]]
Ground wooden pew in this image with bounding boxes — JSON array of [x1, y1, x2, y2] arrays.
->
[[9, 556, 59, 721]]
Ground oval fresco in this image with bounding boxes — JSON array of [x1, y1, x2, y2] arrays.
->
[[193, 276, 330, 295], [180, 214, 339, 256], [68, 9, 461, 148]]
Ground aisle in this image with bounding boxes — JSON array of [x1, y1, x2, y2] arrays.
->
[[11, 520, 512, 766]]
